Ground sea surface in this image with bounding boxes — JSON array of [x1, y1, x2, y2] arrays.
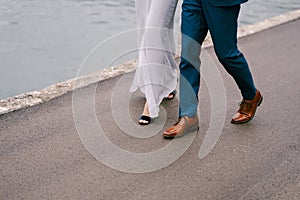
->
[[1, 0, 300, 100]]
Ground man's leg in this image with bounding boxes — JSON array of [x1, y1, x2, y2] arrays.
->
[[201, 1, 262, 124], [163, 0, 208, 139], [179, 0, 208, 117], [201, 1, 256, 100]]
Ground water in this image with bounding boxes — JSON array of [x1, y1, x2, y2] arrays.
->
[[0, 0, 300, 100]]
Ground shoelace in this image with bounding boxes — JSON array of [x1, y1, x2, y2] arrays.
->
[[239, 101, 252, 114], [174, 117, 187, 126]]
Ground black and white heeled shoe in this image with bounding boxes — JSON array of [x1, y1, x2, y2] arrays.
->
[[138, 115, 151, 125]]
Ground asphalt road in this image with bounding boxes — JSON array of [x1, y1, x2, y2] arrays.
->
[[1, 19, 300, 200]]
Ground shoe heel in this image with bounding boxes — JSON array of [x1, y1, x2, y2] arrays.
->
[[258, 96, 263, 106], [189, 126, 199, 133]]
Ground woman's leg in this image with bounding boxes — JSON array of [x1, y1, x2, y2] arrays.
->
[[135, 0, 179, 120]]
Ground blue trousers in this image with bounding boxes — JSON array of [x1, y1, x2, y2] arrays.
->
[[179, 0, 256, 117]]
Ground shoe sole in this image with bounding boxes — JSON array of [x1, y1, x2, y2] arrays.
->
[[163, 126, 199, 139], [231, 96, 263, 124]]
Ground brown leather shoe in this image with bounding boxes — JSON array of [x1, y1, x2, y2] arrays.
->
[[163, 116, 199, 139], [231, 90, 263, 124]]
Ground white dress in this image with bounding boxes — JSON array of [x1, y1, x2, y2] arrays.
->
[[130, 0, 179, 118]]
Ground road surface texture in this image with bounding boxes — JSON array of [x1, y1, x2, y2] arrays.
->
[[1, 19, 300, 200]]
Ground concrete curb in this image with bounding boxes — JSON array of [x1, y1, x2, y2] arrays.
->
[[1, 9, 300, 116]]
